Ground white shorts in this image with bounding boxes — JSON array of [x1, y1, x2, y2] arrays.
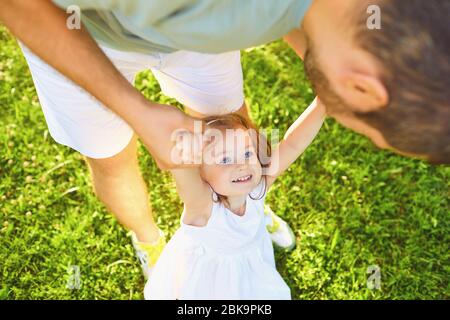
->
[[21, 45, 244, 158]]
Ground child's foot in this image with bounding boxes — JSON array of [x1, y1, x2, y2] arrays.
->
[[131, 229, 166, 279], [264, 205, 296, 251]]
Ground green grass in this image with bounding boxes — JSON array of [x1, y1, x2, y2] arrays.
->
[[0, 25, 449, 300]]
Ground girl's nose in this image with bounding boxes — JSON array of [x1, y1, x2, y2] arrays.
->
[[236, 163, 248, 171]]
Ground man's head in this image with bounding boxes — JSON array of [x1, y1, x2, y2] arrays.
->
[[301, 0, 450, 163]]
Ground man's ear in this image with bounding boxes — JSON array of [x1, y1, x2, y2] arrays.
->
[[336, 72, 389, 112]]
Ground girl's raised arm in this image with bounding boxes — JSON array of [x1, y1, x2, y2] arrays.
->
[[266, 98, 326, 188]]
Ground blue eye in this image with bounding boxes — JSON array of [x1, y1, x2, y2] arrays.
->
[[244, 151, 253, 159], [220, 156, 232, 164]]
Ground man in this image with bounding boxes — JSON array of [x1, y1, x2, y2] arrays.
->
[[0, 0, 448, 278]]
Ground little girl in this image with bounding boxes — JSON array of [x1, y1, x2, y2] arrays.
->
[[144, 99, 326, 300]]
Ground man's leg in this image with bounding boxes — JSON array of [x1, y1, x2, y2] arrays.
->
[[85, 134, 160, 243]]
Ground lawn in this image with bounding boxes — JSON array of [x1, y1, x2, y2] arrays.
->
[[0, 25, 449, 300]]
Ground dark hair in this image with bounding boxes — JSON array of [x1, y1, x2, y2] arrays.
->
[[353, 0, 450, 164], [201, 113, 271, 205]]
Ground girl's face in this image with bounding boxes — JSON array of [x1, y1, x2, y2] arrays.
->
[[200, 128, 262, 197]]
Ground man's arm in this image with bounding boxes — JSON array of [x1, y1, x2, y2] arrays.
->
[[283, 28, 307, 60], [265, 98, 326, 187], [0, 0, 193, 169]]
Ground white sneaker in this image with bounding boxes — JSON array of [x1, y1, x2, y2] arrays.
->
[[131, 229, 166, 279], [264, 205, 296, 251]]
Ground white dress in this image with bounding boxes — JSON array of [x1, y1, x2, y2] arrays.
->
[[144, 183, 291, 300]]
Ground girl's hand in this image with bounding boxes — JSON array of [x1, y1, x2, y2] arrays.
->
[[171, 129, 204, 166]]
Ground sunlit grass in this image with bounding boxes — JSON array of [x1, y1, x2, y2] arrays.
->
[[1, 26, 449, 299]]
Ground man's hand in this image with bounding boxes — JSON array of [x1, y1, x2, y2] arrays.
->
[[131, 102, 200, 170], [170, 128, 204, 166]]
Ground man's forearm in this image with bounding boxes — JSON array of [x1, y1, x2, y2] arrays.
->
[[0, 0, 146, 121], [0, 0, 194, 168]]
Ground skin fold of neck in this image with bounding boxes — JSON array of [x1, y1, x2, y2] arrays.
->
[[226, 194, 248, 216]]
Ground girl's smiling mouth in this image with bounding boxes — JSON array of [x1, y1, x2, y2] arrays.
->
[[232, 174, 253, 183]]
